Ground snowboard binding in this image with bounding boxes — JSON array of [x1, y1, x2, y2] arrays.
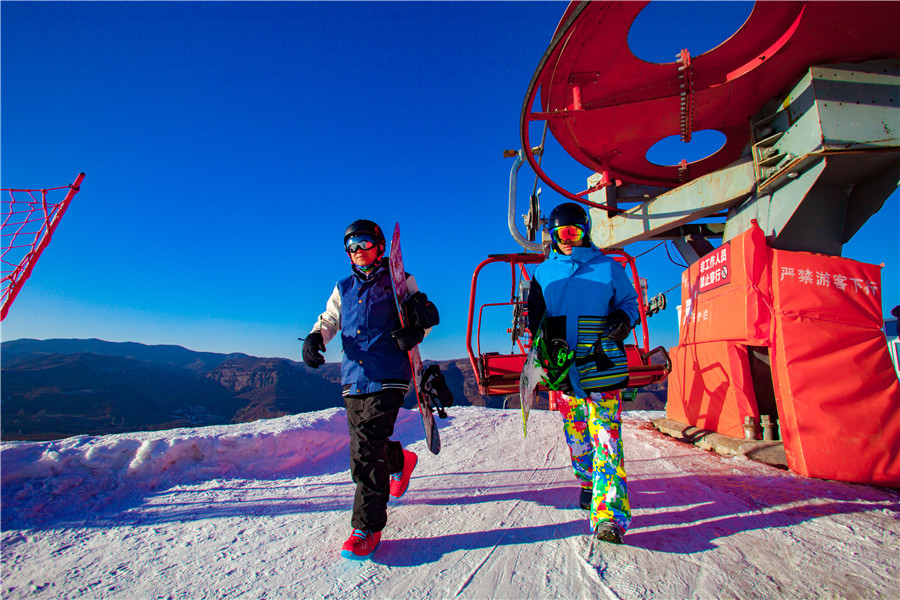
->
[[422, 364, 453, 419], [535, 335, 574, 391]]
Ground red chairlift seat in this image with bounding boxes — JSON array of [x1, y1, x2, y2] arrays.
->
[[466, 250, 671, 397]]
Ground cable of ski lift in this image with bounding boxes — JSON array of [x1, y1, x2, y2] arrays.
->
[[632, 240, 666, 259], [628, 241, 682, 318], [664, 241, 689, 269]]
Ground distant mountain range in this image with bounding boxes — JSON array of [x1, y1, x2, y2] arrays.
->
[[1, 338, 666, 441]]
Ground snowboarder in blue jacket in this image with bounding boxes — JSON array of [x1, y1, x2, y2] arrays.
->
[[302, 219, 431, 560], [527, 203, 639, 545]]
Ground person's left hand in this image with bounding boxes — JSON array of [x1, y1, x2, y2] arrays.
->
[[608, 310, 632, 342], [392, 326, 424, 351], [302, 332, 327, 368]]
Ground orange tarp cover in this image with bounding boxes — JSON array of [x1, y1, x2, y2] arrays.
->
[[769, 249, 900, 486], [680, 223, 771, 345], [667, 341, 759, 439]]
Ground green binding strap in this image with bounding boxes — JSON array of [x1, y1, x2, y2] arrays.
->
[[534, 335, 574, 391]]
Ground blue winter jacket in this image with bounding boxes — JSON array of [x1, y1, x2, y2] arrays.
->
[[527, 246, 639, 396], [311, 259, 413, 397]]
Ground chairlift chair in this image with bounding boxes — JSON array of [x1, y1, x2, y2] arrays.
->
[[465, 249, 671, 397]]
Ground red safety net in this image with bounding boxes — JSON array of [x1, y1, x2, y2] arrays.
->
[[1, 173, 85, 321]]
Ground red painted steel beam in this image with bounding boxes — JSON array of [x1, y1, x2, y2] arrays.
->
[[522, 1, 900, 190], [1, 173, 85, 321]]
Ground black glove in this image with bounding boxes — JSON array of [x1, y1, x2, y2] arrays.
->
[[404, 292, 440, 329], [608, 310, 632, 343], [392, 326, 424, 352], [302, 332, 326, 368]]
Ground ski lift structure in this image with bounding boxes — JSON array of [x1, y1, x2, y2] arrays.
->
[[469, 0, 900, 486], [465, 138, 673, 398], [464, 137, 673, 397]]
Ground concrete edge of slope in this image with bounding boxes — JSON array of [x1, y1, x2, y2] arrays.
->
[[651, 417, 788, 470]]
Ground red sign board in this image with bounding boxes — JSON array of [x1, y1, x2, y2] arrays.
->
[[698, 242, 731, 293], [679, 225, 770, 346]]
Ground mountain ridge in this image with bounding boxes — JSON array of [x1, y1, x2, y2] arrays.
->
[[1, 338, 666, 441]]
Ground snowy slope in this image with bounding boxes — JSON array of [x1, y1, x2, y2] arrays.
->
[[2, 406, 899, 599]]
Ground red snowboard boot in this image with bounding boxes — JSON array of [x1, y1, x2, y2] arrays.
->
[[341, 529, 381, 560], [389, 450, 418, 498]]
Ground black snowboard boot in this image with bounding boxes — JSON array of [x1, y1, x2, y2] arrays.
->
[[579, 487, 592, 510], [594, 521, 625, 545]]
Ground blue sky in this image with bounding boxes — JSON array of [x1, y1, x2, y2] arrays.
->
[[2, 1, 897, 363]]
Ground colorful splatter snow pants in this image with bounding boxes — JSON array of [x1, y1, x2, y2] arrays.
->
[[557, 390, 631, 532]]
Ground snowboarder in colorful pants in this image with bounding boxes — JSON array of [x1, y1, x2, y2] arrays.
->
[[301, 219, 434, 560], [556, 390, 631, 539], [527, 203, 638, 544]]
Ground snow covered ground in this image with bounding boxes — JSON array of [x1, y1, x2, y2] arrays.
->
[[2, 406, 899, 599]]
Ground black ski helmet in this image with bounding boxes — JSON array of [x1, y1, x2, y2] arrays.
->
[[343, 219, 385, 250], [548, 203, 591, 249]]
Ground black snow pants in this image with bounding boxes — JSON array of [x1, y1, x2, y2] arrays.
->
[[344, 389, 406, 532]]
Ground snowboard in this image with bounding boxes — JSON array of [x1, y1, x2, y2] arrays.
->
[[519, 345, 545, 437], [388, 222, 441, 455]]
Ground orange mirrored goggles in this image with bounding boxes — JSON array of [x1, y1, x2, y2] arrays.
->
[[551, 225, 586, 244]]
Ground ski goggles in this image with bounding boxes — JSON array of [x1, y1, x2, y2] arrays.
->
[[551, 225, 586, 244], [345, 235, 378, 253]]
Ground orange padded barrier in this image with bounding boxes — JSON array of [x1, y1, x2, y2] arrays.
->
[[769, 249, 900, 486], [680, 223, 771, 345], [666, 341, 759, 439]]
